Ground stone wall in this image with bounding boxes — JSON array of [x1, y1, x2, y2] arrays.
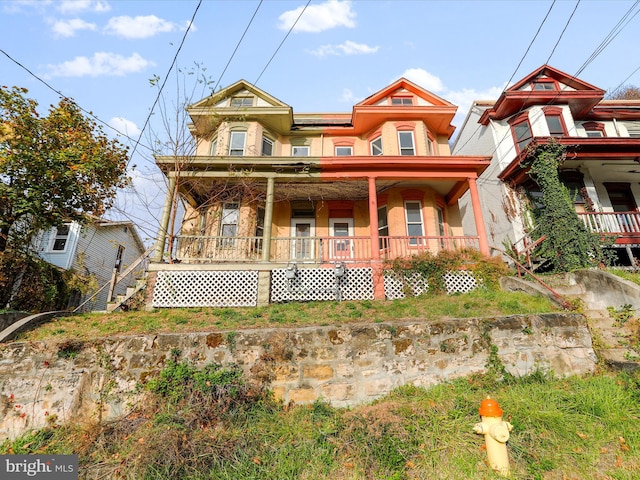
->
[[0, 313, 596, 441]]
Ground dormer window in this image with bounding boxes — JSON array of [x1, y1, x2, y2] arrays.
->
[[230, 96, 253, 108], [391, 96, 413, 106], [532, 80, 556, 91]]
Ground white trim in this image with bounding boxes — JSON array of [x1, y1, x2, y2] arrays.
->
[[404, 200, 424, 246], [329, 218, 354, 259], [397, 131, 415, 155]]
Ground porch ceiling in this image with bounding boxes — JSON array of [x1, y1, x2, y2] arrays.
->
[[179, 178, 458, 207]]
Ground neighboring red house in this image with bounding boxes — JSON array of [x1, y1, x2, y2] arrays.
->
[[454, 65, 640, 266], [149, 78, 491, 307]]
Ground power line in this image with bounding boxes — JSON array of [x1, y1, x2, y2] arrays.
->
[[212, 0, 263, 93], [0, 47, 153, 152], [253, 0, 312, 86], [127, 0, 202, 166]]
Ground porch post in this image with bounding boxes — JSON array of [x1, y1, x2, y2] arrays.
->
[[152, 175, 176, 262], [368, 177, 380, 261], [368, 177, 385, 300], [262, 177, 275, 261], [468, 177, 490, 256]]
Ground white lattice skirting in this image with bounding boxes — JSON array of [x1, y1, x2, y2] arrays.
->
[[384, 270, 479, 300], [152, 270, 259, 307], [271, 267, 374, 303]]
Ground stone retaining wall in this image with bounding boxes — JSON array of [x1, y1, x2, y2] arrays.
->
[[0, 313, 596, 441]]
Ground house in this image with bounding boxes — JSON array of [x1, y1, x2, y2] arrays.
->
[[37, 218, 147, 311], [149, 78, 492, 308], [453, 65, 640, 267]]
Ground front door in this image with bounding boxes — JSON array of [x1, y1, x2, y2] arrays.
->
[[291, 219, 315, 260], [329, 218, 354, 259]]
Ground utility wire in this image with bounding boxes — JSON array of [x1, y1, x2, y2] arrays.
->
[[128, 0, 202, 166], [0, 48, 153, 152], [212, 0, 263, 93]]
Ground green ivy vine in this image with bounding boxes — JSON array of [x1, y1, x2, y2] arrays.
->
[[522, 141, 609, 272]]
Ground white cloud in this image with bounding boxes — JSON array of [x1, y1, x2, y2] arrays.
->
[[57, 0, 110, 14], [43, 52, 154, 78], [51, 18, 97, 37], [109, 116, 141, 137], [399, 68, 445, 93], [309, 40, 378, 57], [104, 15, 177, 39], [278, 0, 355, 33], [340, 88, 357, 104]]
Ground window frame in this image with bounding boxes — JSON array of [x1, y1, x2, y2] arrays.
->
[[398, 131, 416, 156], [370, 136, 383, 156], [391, 96, 413, 106], [582, 122, 606, 137], [292, 145, 310, 157], [228, 131, 246, 156], [404, 200, 424, 246], [509, 114, 533, 153], [50, 224, 71, 252], [219, 202, 240, 247], [230, 96, 253, 108], [377, 205, 389, 250], [542, 107, 567, 137], [335, 146, 353, 156], [261, 136, 274, 156], [531, 79, 557, 91]]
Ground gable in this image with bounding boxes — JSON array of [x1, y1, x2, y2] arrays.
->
[[190, 80, 290, 110], [358, 77, 455, 108]]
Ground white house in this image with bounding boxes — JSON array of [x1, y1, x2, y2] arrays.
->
[[453, 65, 640, 266], [37, 218, 147, 311]]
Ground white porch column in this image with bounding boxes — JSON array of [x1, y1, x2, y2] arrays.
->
[[152, 175, 176, 262], [262, 177, 275, 262]]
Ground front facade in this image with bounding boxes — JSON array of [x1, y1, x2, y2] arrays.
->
[[454, 65, 640, 266], [37, 219, 146, 311], [151, 79, 491, 307]]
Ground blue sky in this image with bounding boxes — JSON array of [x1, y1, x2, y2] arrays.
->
[[2, 0, 640, 240]]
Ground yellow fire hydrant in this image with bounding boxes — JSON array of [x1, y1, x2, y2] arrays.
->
[[473, 397, 513, 476]]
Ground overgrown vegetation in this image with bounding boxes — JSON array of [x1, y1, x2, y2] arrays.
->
[[522, 141, 611, 272], [2, 365, 639, 479], [386, 248, 510, 294]]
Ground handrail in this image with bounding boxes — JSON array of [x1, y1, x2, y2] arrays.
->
[[490, 245, 571, 309], [73, 245, 154, 313]]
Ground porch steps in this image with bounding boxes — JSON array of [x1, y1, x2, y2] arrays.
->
[[106, 278, 147, 312]]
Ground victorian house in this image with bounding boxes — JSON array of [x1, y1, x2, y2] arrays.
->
[[454, 65, 640, 267], [149, 78, 491, 307]]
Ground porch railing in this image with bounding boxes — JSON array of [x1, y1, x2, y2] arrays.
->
[[578, 212, 640, 235], [172, 235, 480, 264]]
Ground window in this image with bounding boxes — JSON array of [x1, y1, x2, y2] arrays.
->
[[210, 137, 218, 155], [230, 97, 253, 108], [545, 115, 564, 137], [335, 146, 352, 156], [511, 118, 533, 152], [51, 225, 70, 251], [262, 136, 274, 156], [391, 96, 413, 106], [584, 122, 605, 137], [220, 203, 239, 246], [398, 131, 415, 155], [377, 206, 389, 250], [228, 131, 246, 156], [292, 146, 310, 156], [404, 201, 424, 245], [370, 136, 383, 155], [427, 136, 434, 155], [625, 122, 640, 138], [543, 107, 565, 137], [532, 81, 555, 91]]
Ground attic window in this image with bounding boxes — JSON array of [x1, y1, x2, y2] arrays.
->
[[391, 96, 413, 106], [230, 97, 253, 108], [532, 79, 556, 91]]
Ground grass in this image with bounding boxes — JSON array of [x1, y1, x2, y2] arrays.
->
[[2, 369, 639, 479], [13, 288, 559, 343]]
